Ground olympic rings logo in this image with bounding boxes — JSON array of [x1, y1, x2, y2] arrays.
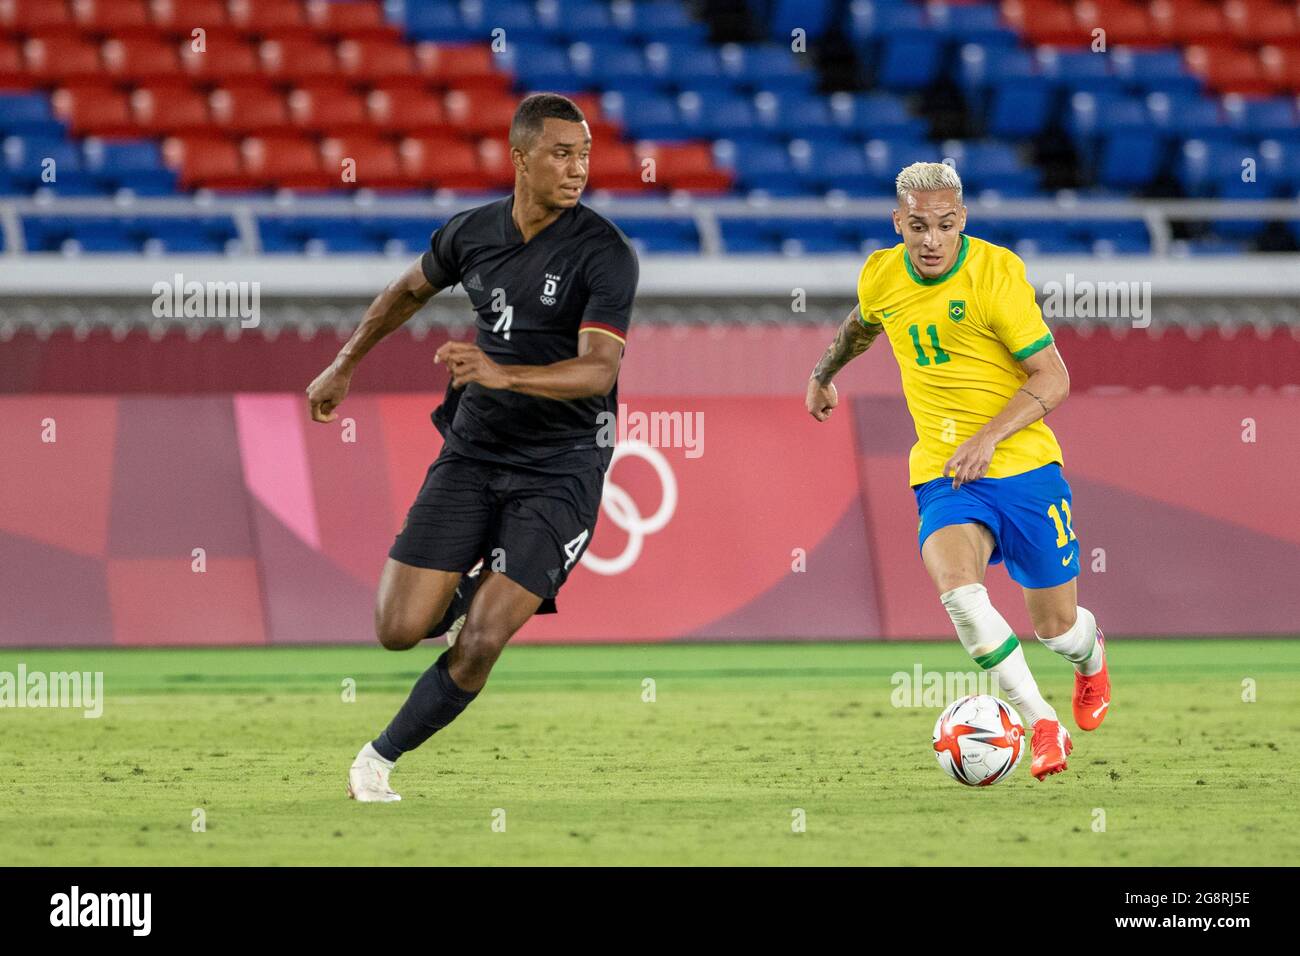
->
[[580, 440, 678, 576]]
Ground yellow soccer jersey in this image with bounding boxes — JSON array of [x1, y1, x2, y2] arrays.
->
[[857, 233, 1063, 486]]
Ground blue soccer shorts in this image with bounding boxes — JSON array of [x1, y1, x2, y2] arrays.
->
[[913, 462, 1079, 589]]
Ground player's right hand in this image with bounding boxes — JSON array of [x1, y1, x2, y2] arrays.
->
[[306, 362, 352, 423], [806, 378, 838, 422]]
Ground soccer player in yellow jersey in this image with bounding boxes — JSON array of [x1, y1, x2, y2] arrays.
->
[[804, 162, 1111, 780]]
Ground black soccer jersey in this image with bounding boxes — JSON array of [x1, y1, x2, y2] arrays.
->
[[421, 195, 639, 473]]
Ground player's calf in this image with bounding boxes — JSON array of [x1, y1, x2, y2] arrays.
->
[[1035, 606, 1111, 731], [941, 583, 1060, 728]]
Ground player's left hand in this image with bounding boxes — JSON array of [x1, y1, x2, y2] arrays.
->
[[435, 341, 512, 390], [942, 432, 997, 489]]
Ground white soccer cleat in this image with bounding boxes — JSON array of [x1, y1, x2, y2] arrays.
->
[[346, 742, 401, 802]]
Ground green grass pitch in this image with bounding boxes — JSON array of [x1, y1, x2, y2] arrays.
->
[[1, 639, 1296, 866]]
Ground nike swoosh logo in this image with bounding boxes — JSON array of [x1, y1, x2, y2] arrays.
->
[[1061, 551, 1075, 566], [1092, 701, 1110, 719], [882, 310, 896, 318]]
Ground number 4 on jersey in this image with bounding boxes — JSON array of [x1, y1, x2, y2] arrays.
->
[[492, 305, 513, 340]]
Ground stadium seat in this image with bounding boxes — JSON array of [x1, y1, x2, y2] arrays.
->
[[51, 87, 136, 137], [286, 86, 371, 134], [398, 135, 482, 189], [209, 86, 293, 135], [130, 86, 212, 135], [366, 87, 451, 135], [241, 135, 333, 190], [163, 135, 251, 189], [319, 136, 409, 189]]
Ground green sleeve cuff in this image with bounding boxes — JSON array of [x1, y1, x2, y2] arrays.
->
[[1011, 332, 1054, 361]]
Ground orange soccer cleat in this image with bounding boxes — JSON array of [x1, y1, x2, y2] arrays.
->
[[1073, 628, 1111, 731], [1030, 718, 1072, 780]]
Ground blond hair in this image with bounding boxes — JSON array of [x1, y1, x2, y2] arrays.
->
[[895, 161, 963, 204]]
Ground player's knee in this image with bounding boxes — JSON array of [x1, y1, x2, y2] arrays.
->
[[454, 620, 510, 670], [1032, 607, 1076, 639], [373, 609, 425, 651]]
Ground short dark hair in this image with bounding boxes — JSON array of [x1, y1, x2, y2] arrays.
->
[[509, 93, 586, 151]]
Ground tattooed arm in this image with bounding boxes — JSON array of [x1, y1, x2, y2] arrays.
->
[[805, 305, 883, 422]]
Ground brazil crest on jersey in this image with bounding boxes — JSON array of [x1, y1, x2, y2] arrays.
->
[[857, 233, 1064, 486]]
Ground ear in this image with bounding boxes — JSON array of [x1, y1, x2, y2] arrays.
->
[[511, 145, 527, 174], [892, 209, 902, 235]]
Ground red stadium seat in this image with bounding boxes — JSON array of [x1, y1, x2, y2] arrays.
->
[[23, 37, 103, 83], [443, 89, 517, 136], [179, 30, 263, 82], [241, 134, 333, 189], [1150, 0, 1229, 46], [398, 135, 482, 189], [101, 37, 183, 83], [1, 0, 77, 35], [336, 37, 418, 84], [414, 42, 511, 92], [258, 38, 339, 82], [1001, 1, 1094, 47], [1073, 1, 1158, 47], [227, 0, 308, 34], [0, 37, 27, 87], [366, 85, 451, 134], [320, 136, 410, 189], [69, 0, 153, 36], [286, 85, 370, 133], [131, 85, 212, 134], [636, 141, 733, 192], [475, 136, 516, 189], [1260, 44, 1300, 92], [305, 0, 397, 39], [52, 86, 136, 136], [151, 0, 230, 33], [585, 140, 651, 192], [163, 134, 251, 189], [1223, 0, 1299, 46], [209, 84, 293, 134], [1185, 44, 1272, 94]]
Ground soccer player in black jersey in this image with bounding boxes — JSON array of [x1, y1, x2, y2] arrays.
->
[[305, 94, 639, 802]]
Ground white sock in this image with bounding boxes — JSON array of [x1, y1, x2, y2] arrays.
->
[[359, 741, 394, 768], [941, 583, 1057, 725], [1038, 606, 1103, 676]]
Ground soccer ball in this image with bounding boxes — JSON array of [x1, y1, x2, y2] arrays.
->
[[932, 694, 1025, 786]]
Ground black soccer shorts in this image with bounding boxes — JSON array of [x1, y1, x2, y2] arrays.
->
[[388, 446, 604, 606]]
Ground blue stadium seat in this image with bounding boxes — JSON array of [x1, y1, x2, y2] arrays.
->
[[722, 45, 817, 93], [614, 218, 700, 253], [578, 43, 658, 95], [875, 36, 943, 90], [1043, 50, 1124, 97], [402, 3, 478, 42], [0, 94, 66, 139], [548, 1, 616, 41], [1225, 97, 1299, 140], [623, 3, 710, 44], [1147, 93, 1230, 140], [601, 91, 681, 139], [828, 92, 929, 139], [83, 139, 178, 195], [504, 43, 582, 92], [23, 217, 140, 253], [931, 4, 1018, 48], [1111, 49, 1202, 97], [719, 218, 782, 253], [135, 217, 239, 254], [1177, 138, 1255, 197]]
